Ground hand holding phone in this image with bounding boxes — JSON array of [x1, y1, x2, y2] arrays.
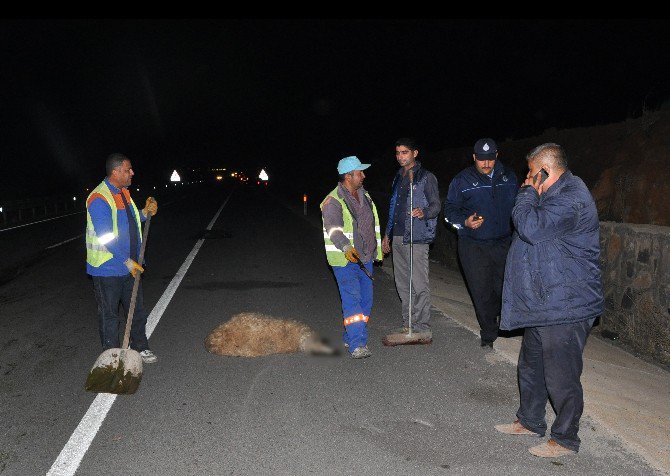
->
[[535, 168, 549, 185], [467, 212, 484, 229]]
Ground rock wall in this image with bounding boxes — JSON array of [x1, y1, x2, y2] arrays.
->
[[599, 222, 670, 365], [429, 221, 670, 366]]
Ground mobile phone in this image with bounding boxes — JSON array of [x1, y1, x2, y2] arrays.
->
[[538, 168, 549, 184]]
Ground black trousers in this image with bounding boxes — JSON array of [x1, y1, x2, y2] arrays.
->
[[457, 237, 510, 342], [92, 274, 150, 352], [516, 318, 595, 452]]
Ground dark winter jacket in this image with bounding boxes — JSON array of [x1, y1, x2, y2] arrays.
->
[[385, 162, 440, 244], [443, 161, 518, 242], [500, 171, 604, 330]]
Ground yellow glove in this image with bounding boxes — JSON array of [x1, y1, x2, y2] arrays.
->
[[343, 245, 360, 263], [143, 196, 158, 217], [124, 258, 144, 278]]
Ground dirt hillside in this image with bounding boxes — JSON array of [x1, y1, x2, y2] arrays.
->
[[426, 109, 670, 226]]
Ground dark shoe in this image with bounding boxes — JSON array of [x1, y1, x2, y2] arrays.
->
[[480, 339, 494, 348], [529, 439, 576, 457], [494, 419, 541, 436]]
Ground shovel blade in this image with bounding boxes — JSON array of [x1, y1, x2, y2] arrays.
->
[[85, 348, 143, 395]]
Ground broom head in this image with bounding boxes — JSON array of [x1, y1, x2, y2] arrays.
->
[[382, 332, 432, 346]]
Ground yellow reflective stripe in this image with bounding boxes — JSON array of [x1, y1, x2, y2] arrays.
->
[[343, 314, 369, 326]]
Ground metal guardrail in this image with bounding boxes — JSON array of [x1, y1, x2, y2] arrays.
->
[[0, 181, 209, 230], [0, 195, 84, 228]]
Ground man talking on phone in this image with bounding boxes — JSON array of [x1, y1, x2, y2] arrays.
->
[[495, 143, 603, 458], [443, 138, 518, 348]]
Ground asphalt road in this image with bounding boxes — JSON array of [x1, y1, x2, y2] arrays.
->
[[0, 183, 656, 475]]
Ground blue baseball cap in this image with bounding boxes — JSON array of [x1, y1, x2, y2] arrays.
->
[[337, 156, 371, 175], [474, 138, 498, 159]]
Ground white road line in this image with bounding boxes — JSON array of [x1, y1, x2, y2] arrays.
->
[[46, 394, 117, 476], [46, 235, 83, 249], [47, 191, 233, 476], [0, 210, 84, 232], [146, 195, 229, 337]]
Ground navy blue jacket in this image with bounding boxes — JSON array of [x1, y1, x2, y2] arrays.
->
[[443, 161, 518, 242], [385, 162, 440, 244], [500, 171, 604, 330]]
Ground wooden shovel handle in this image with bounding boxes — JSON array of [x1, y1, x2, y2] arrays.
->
[[122, 214, 152, 349]]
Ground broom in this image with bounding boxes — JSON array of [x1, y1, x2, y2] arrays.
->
[[382, 169, 431, 346], [85, 214, 152, 394]]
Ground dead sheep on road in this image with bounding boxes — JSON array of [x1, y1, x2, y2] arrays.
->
[[205, 312, 336, 357]]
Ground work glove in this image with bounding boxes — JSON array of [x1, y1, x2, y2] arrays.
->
[[143, 196, 158, 217], [343, 244, 360, 263], [124, 258, 144, 278]]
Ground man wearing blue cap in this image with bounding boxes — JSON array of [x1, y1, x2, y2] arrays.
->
[[443, 138, 518, 348], [320, 156, 383, 359]]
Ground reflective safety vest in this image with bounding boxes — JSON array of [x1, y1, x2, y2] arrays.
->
[[320, 187, 382, 267], [85, 180, 142, 268]]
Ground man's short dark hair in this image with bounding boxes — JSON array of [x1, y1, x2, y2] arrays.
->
[[338, 173, 348, 182], [106, 153, 128, 177], [395, 137, 418, 151]]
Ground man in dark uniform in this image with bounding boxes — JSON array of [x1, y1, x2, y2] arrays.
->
[[443, 138, 518, 348]]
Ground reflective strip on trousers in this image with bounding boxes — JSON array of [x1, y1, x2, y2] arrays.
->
[[343, 314, 369, 326]]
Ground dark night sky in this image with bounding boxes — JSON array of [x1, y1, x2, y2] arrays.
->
[[1, 18, 669, 199]]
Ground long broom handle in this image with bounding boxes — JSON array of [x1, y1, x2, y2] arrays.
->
[[122, 214, 152, 350], [408, 169, 414, 337]]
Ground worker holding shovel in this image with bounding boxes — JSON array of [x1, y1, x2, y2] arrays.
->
[[382, 138, 440, 346], [321, 156, 383, 359], [86, 153, 158, 365]]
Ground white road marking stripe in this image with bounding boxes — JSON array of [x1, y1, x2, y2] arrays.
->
[[46, 235, 83, 249], [47, 394, 117, 476], [0, 210, 84, 232], [47, 190, 233, 476]]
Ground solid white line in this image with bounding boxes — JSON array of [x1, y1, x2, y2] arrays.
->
[[147, 193, 230, 336], [46, 394, 117, 476], [46, 190, 233, 476], [0, 210, 84, 233], [46, 235, 83, 250]]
